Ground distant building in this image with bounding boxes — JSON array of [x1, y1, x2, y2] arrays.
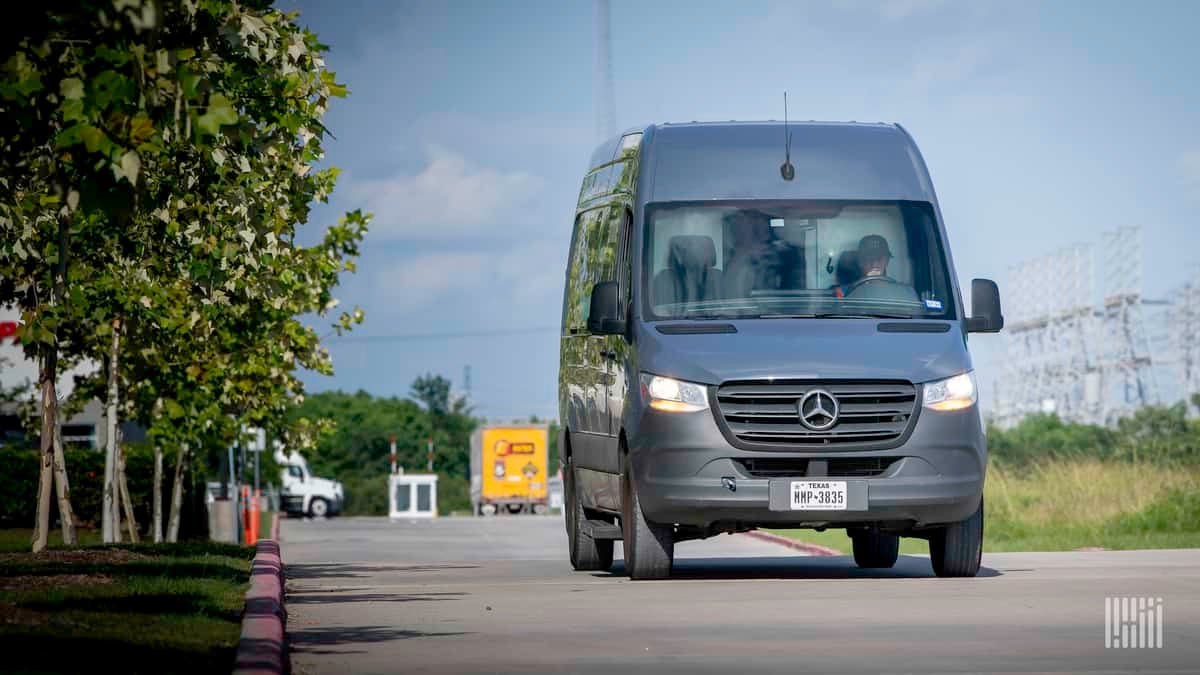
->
[[0, 305, 142, 449]]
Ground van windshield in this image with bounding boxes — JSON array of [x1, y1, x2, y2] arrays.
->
[[642, 200, 956, 320]]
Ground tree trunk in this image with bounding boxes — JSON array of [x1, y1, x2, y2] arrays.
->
[[31, 347, 57, 553], [116, 435, 139, 543], [102, 318, 121, 543], [167, 443, 188, 543], [153, 443, 163, 543], [52, 414, 77, 545], [32, 204, 71, 553]]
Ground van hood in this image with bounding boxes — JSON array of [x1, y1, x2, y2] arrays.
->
[[636, 319, 972, 385]]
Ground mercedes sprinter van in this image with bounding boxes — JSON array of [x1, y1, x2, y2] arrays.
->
[[558, 121, 1003, 579]]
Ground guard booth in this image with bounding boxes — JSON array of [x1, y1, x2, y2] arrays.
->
[[388, 470, 439, 519]]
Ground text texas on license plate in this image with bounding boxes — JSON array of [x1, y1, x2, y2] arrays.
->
[[790, 480, 847, 510]]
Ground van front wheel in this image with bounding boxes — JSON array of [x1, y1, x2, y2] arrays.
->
[[929, 497, 984, 578], [620, 454, 673, 580]]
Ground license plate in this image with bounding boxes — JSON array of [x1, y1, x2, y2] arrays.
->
[[790, 480, 847, 510]]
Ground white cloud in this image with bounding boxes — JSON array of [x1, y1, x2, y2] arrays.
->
[[1181, 149, 1200, 198], [373, 239, 565, 313], [355, 145, 543, 240], [374, 252, 489, 310]]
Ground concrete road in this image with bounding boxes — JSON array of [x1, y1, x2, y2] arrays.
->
[[283, 515, 1200, 674]]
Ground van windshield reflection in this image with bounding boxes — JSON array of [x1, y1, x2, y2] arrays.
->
[[643, 200, 955, 321]]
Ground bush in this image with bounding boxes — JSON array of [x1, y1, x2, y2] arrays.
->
[[988, 403, 1200, 467], [0, 444, 185, 533]]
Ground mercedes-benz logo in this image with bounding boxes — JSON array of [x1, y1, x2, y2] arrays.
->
[[798, 389, 839, 431]]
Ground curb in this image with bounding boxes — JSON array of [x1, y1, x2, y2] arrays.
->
[[744, 530, 842, 556], [233, 535, 287, 675]]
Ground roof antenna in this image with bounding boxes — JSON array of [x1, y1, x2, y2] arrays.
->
[[780, 91, 795, 181]]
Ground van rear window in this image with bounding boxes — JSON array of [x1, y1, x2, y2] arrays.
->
[[642, 200, 955, 320]]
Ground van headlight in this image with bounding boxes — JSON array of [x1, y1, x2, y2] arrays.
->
[[640, 373, 710, 413], [923, 371, 977, 411]]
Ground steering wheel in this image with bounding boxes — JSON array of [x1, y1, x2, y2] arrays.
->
[[844, 275, 901, 296]]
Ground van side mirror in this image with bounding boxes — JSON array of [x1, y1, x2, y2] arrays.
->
[[587, 281, 626, 335], [966, 278, 1004, 333]]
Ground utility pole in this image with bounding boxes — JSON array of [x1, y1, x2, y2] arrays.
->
[[390, 435, 398, 475], [426, 437, 434, 472]]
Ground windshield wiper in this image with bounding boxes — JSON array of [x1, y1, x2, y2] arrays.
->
[[757, 312, 915, 320], [814, 312, 915, 319]]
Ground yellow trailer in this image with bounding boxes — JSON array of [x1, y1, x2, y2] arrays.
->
[[469, 424, 550, 516]]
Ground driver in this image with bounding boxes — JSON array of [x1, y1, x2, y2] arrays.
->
[[844, 234, 920, 303]]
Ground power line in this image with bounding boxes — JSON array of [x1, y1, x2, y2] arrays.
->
[[329, 326, 559, 343]]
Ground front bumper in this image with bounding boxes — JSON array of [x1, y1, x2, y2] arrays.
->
[[626, 401, 986, 531]]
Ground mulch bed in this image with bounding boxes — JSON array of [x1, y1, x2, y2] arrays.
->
[[0, 549, 151, 566]]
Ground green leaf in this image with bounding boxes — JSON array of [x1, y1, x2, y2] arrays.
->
[[60, 77, 84, 100], [60, 97, 86, 123], [91, 70, 135, 109], [178, 66, 200, 97], [55, 122, 86, 149], [196, 93, 238, 137], [81, 125, 107, 153]]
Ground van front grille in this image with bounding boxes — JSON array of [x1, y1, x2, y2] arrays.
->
[[715, 380, 917, 447], [736, 457, 899, 478]]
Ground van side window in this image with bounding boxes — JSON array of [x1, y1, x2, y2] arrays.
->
[[567, 207, 624, 331], [565, 212, 595, 332]]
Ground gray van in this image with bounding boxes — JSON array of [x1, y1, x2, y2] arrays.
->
[[558, 121, 1003, 580]]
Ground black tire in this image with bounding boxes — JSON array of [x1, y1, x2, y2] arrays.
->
[[851, 531, 900, 569], [929, 497, 984, 578], [308, 497, 329, 518], [565, 462, 613, 571], [620, 454, 673, 580]]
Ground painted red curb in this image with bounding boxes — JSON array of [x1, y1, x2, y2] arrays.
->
[[743, 530, 843, 556], [233, 539, 287, 675]]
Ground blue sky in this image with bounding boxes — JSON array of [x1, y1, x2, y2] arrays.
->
[[280, 0, 1200, 421]]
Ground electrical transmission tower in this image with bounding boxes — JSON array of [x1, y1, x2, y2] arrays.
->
[[593, 0, 616, 143], [994, 244, 1098, 426], [1169, 267, 1200, 411], [1098, 226, 1160, 424], [994, 226, 1162, 427]]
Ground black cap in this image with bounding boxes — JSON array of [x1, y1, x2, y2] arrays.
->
[[857, 234, 893, 259]]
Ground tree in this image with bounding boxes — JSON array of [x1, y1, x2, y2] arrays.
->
[[1, 1, 367, 548], [411, 374, 452, 417], [287, 387, 480, 515]]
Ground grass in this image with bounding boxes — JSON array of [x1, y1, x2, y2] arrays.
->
[[768, 459, 1200, 554], [0, 528, 102, 553], [0, 534, 255, 675]]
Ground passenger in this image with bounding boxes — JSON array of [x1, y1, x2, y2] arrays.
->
[[831, 250, 861, 298], [722, 211, 805, 298]]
